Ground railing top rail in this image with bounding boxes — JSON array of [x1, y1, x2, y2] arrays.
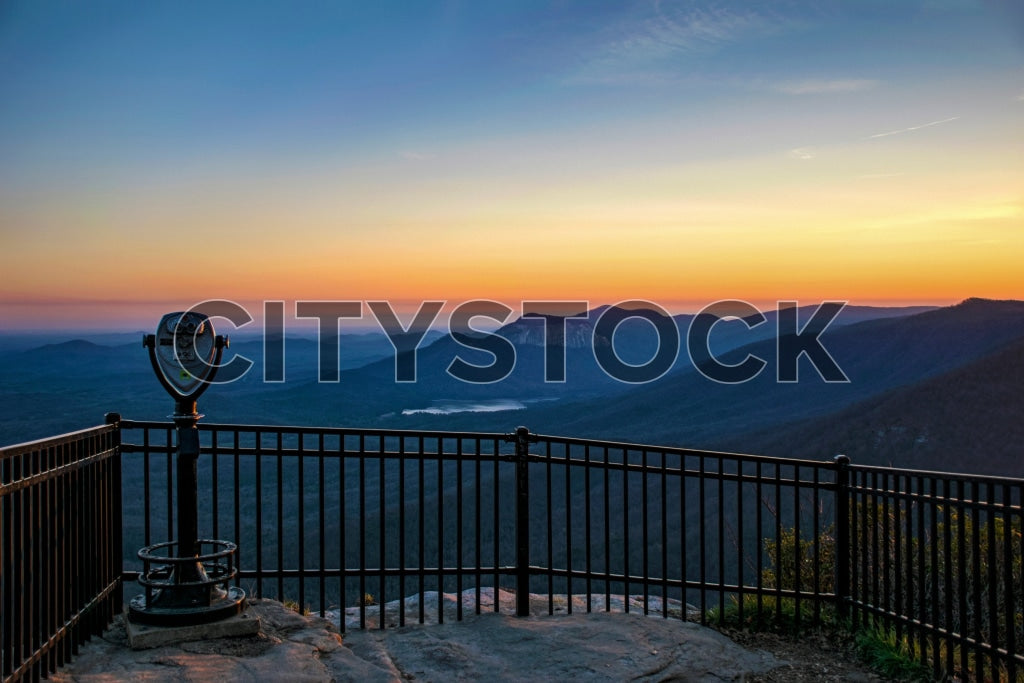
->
[[847, 461, 1024, 487], [0, 422, 119, 459], [118, 419, 510, 443], [10, 418, 1022, 487], [119, 420, 838, 469], [527, 431, 839, 469]]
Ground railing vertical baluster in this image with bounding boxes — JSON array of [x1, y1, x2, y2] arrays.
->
[[255, 431, 264, 599], [793, 463, 801, 631], [50, 443, 62, 670], [770, 458, 774, 630], [546, 440, 553, 614], [971, 480, 983, 676], [399, 436, 407, 626], [942, 477, 953, 678], [276, 431, 284, 602], [585, 443, 592, 613], [903, 473, 914, 651], [29, 446, 40, 680], [492, 438, 499, 614], [436, 436, 444, 625], [717, 457, 725, 622], [298, 432, 306, 611], [985, 482, 998, 681], [565, 442, 573, 615], [928, 476, 939, 679], [1, 452, 9, 679], [834, 456, 851, 622], [99, 439, 111, 626], [233, 430, 240, 591], [700, 455, 708, 624], [660, 450, 667, 619], [922, 476, 934, 675], [754, 459, 761, 622], [112, 423, 123, 621], [142, 429, 151, 551], [67, 444, 77, 655], [957, 478, 968, 679], [623, 447, 630, 614], [379, 436, 386, 629], [811, 465, 820, 625], [882, 471, 891, 636], [852, 469, 861, 630], [1015, 482, 1023, 683], [456, 438, 463, 621], [61, 445, 72, 659], [471, 438, 479, 615], [318, 433, 325, 616], [1002, 483, 1016, 682], [642, 448, 649, 615], [63, 439, 72, 664], [772, 462, 780, 627], [513, 426, 530, 618], [338, 434, 347, 632], [604, 445, 610, 611], [737, 458, 745, 627], [43, 444, 54, 675], [93, 441, 103, 632], [358, 434, 366, 628], [211, 430, 219, 541], [70, 448, 80, 656], [472, 438, 480, 615], [921, 479, 929, 663], [165, 427, 173, 547], [26, 450, 36, 674], [418, 436, 425, 623]]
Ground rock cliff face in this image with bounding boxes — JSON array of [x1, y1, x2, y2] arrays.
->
[[53, 592, 781, 682]]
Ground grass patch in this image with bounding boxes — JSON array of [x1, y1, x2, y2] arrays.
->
[[706, 594, 834, 635], [706, 596, 941, 681], [854, 625, 934, 681]]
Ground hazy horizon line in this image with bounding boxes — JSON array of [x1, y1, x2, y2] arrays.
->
[[0, 296, 981, 337]]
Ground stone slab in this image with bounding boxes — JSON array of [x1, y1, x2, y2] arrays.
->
[[126, 606, 261, 649], [54, 596, 791, 682]]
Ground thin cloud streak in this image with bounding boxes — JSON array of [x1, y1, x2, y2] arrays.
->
[[568, 2, 793, 85], [867, 116, 960, 139], [775, 78, 877, 95]]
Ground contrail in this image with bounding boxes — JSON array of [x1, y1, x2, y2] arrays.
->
[[867, 116, 960, 139]]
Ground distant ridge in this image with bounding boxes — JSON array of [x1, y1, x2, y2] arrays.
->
[[0, 299, 1016, 451], [25, 339, 105, 354], [520, 298, 1024, 448], [730, 333, 1024, 476]]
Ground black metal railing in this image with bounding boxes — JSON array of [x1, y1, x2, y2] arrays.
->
[[116, 420, 842, 628], [842, 463, 1024, 682], [2, 418, 1022, 682], [0, 416, 123, 683], [118, 421, 518, 627]]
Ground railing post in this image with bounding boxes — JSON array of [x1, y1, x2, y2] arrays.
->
[[104, 413, 124, 610], [514, 426, 532, 617], [834, 454, 851, 621]]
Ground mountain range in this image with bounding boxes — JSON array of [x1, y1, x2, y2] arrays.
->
[[2, 298, 1021, 477]]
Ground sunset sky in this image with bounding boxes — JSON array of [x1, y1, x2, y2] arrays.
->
[[1, 1, 1022, 330]]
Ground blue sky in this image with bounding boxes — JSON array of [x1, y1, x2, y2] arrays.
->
[[1, 1, 1021, 329]]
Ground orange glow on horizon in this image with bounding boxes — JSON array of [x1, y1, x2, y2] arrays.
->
[[3, 130, 1020, 329]]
